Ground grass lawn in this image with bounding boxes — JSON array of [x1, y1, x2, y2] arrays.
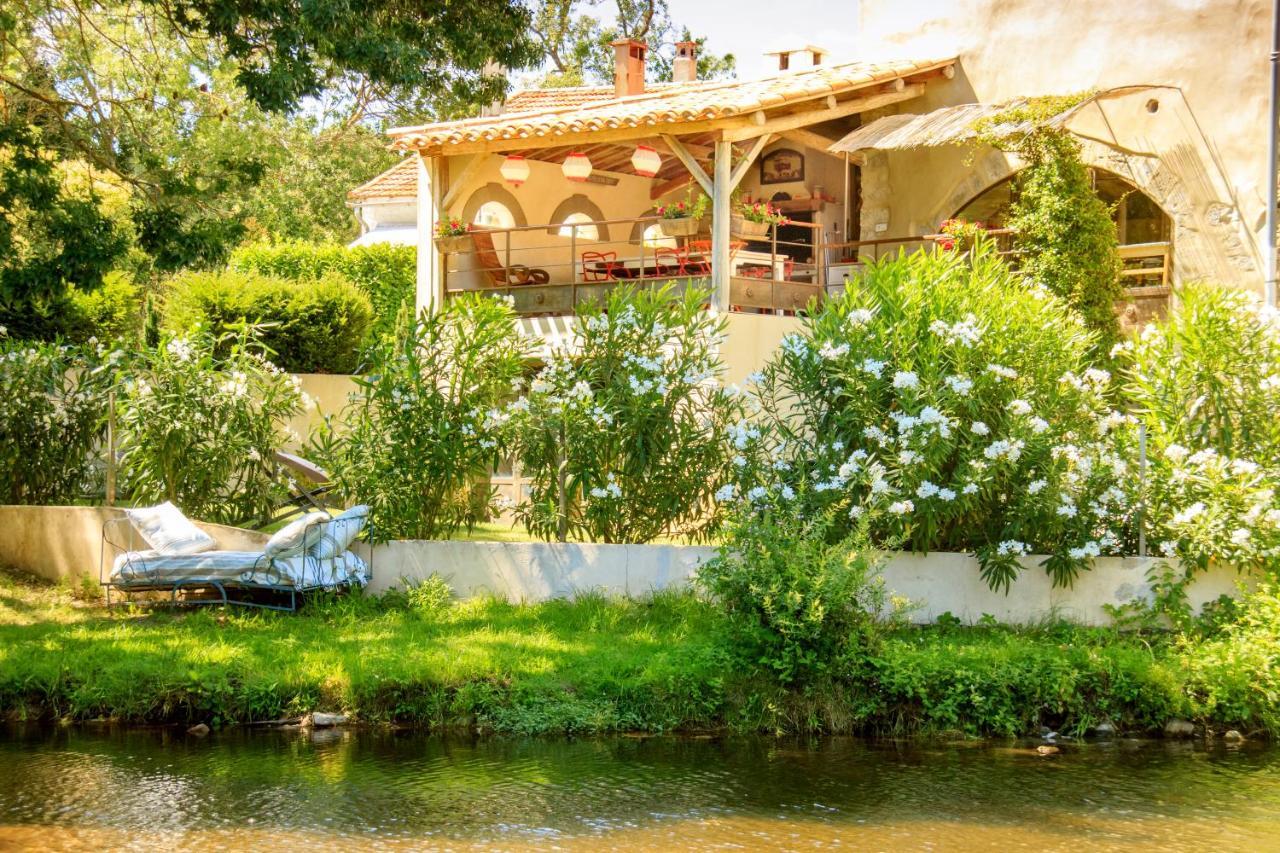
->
[[1, 569, 1276, 737]]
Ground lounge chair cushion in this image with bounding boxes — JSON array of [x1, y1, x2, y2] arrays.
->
[[309, 505, 369, 559], [124, 502, 216, 556], [111, 549, 369, 589], [264, 512, 331, 558]]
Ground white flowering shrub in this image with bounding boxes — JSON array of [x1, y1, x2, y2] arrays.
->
[[0, 334, 111, 504], [321, 295, 530, 540], [724, 241, 1136, 590], [117, 328, 305, 524], [1119, 284, 1280, 574], [505, 285, 743, 543]]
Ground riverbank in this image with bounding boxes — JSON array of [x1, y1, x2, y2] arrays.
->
[[1, 569, 1275, 737]]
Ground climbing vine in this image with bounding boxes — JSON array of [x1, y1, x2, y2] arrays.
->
[[974, 93, 1123, 352]]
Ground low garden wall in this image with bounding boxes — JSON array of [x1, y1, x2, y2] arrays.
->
[[2, 506, 1248, 626]]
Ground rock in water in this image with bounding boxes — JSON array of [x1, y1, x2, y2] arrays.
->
[[187, 723, 210, 736], [1224, 730, 1245, 742], [1036, 745, 1060, 755], [1093, 719, 1116, 737], [1164, 718, 1195, 738], [304, 712, 349, 728]]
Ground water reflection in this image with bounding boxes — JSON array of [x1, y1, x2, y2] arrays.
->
[[2, 726, 1278, 850]]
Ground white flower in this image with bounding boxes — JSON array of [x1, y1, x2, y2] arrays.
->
[[1007, 399, 1032, 416], [747, 485, 768, 501], [888, 500, 914, 515], [986, 364, 1017, 381], [1028, 479, 1047, 495], [892, 371, 919, 390], [1068, 541, 1102, 560], [1158, 540, 1179, 557], [937, 487, 957, 501], [1055, 502, 1078, 518], [714, 484, 737, 502], [847, 308, 876, 326], [849, 505, 864, 519], [971, 421, 990, 436], [860, 358, 886, 378], [899, 449, 922, 465], [818, 341, 850, 361], [780, 334, 809, 357], [745, 371, 764, 386], [1230, 527, 1251, 546], [1029, 417, 1049, 434], [963, 483, 979, 495], [780, 485, 796, 501], [996, 540, 1029, 556], [732, 455, 747, 467], [944, 375, 973, 396], [983, 439, 1024, 461], [1163, 444, 1190, 463], [1172, 502, 1205, 525]]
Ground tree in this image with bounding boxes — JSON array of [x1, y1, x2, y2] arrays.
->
[[532, 0, 734, 88]]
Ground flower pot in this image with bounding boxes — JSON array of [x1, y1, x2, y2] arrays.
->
[[659, 216, 701, 237], [434, 234, 472, 253], [732, 216, 771, 237]]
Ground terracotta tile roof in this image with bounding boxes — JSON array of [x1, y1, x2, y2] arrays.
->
[[389, 57, 955, 152], [503, 83, 677, 112], [347, 156, 417, 202]]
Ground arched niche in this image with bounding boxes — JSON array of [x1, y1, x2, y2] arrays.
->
[[461, 182, 529, 229], [545, 194, 610, 241]]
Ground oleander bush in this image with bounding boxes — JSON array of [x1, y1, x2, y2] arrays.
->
[[317, 294, 530, 540], [504, 285, 744, 543], [0, 335, 111, 504], [116, 328, 306, 524], [231, 241, 414, 345], [1118, 283, 1280, 576], [163, 268, 372, 373], [721, 239, 1137, 590]]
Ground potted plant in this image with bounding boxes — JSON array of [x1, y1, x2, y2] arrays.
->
[[935, 218, 988, 253], [434, 218, 473, 253], [732, 200, 788, 237], [654, 194, 708, 237]]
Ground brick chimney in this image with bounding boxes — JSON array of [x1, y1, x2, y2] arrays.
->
[[673, 41, 698, 82], [612, 38, 647, 97]]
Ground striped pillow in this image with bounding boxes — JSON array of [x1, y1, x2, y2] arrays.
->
[[124, 502, 216, 556], [264, 512, 331, 558], [308, 505, 370, 559]]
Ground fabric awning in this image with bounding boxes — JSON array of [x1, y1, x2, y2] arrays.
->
[[827, 87, 1156, 155]]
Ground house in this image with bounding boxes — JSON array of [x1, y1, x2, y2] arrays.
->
[[352, 0, 1271, 373]]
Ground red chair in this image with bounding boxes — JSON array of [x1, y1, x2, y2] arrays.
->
[[654, 247, 688, 276], [687, 239, 744, 275], [581, 251, 625, 282]]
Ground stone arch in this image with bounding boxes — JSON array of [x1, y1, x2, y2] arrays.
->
[[545, 194, 610, 241], [461, 182, 529, 228]]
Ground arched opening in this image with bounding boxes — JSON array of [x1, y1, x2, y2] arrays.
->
[[547, 194, 610, 241], [558, 211, 599, 241], [474, 201, 516, 230], [952, 169, 1171, 246], [460, 182, 528, 230], [641, 222, 676, 249]]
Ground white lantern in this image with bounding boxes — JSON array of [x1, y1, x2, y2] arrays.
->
[[499, 155, 530, 186], [562, 152, 592, 182], [631, 144, 662, 178]]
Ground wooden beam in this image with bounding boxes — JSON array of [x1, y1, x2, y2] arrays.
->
[[440, 154, 485, 211], [729, 134, 772, 190], [661, 133, 713, 195], [778, 127, 843, 153], [650, 173, 693, 200], [723, 84, 925, 142]]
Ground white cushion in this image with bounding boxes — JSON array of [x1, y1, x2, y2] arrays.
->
[[124, 502, 216, 556], [308, 505, 369, 559], [264, 512, 330, 558]]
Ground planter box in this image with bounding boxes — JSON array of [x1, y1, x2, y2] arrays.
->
[[658, 216, 701, 237], [732, 216, 771, 237], [434, 234, 472, 253]]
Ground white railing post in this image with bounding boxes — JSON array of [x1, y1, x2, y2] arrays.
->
[[710, 139, 732, 312]]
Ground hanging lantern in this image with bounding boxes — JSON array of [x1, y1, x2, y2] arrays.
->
[[562, 152, 592, 182], [499, 155, 530, 186], [631, 144, 662, 178]]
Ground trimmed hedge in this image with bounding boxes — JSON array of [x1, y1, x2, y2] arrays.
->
[[163, 269, 373, 374], [230, 242, 414, 344]]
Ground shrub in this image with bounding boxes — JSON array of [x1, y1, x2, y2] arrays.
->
[[116, 329, 305, 524], [163, 268, 373, 374], [725, 241, 1136, 590], [976, 96, 1124, 347], [230, 242, 414, 345], [504, 285, 744, 543], [61, 272, 143, 345], [317, 294, 530, 540], [0, 336, 109, 503], [1118, 283, 1280, 575], [698, 506, 883, 687]]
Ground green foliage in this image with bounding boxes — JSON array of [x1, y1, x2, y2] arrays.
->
[[699, 507, 884, 687], [0, 338, 110, 504], [60, 273, 144, 345], [1180, 584, 1280, 732], [230, 242, 414, 346], [0, 119, 128, 338], [1117, 283, 1280, 575], [974, 95, 1123, 346], [116, 328, 304, 524], [727, 241, 1135, 591], [163, 268, 372, 374], [505, 285, 742, 543], [318, 296, 531, 541]]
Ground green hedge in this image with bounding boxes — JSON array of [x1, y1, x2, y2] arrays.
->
[[230, 242, 414, 344], [0, 272, 143, 345], [163, 269, 373, 374]]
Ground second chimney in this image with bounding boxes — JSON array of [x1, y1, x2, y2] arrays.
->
[[673, 41, 698, 82], [612, 38, 647, 97]]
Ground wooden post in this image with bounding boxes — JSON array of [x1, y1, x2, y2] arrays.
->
[[711, 139, 732, 312], [570, 222, 578, 309], [414, 153, 443, 315], [105, 390, 116, 506]]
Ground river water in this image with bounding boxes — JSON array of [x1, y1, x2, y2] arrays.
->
[[1, 726, 1277, 851]]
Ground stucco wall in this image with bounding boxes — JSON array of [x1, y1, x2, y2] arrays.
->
[[855, 0, 1269, 292]]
